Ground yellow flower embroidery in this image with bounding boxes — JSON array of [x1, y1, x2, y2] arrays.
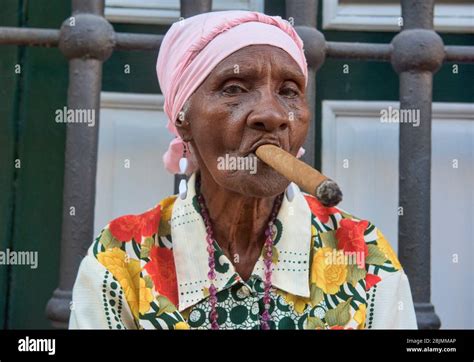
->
[[158, 195, 177, 236], [174, 321, 190, 330], [311, 247, 348, 294], [139, 277, 154, 315], [354, 303, 366, 329], [310, 224, 317, 248], [376, 229, 402, 270], [97, 248, 141, 319], [276, 290, 310, 314]]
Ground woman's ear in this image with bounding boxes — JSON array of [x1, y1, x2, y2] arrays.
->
[[175, 99, 193, 141], [175, 115, 192, 142]]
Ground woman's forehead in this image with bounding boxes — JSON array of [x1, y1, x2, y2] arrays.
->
[[210, 45, 305, 80]]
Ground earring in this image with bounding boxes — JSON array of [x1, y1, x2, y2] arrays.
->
[[285, 182, 296, 202], [178, 143, 189, 200]]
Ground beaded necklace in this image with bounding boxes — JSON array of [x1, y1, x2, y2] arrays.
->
[[196, 176, 283, 330]]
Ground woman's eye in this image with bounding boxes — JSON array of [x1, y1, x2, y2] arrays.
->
[[222, 84, 245, 95], [280, 87, 299, 98]]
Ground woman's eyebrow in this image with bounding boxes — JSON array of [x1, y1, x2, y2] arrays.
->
[[212, 65, 305, 86], [277, 65, 305, 83], [213, 66, 258, 79]]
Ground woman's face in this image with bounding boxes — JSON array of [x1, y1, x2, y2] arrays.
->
[[179, 44, 310, 197]]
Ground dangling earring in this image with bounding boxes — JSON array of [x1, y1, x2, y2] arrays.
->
[[285, 182, 296, 202], [178, 142, 189, 200]]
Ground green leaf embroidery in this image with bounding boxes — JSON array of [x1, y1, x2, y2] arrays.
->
[[339, 211, 353, 219], [312, 232, 323, 249], [144, 275, 154, 289], [214, 243, 230, 274], [159, 218, 171, 237], [156, 295, 176, 316], [272, 246, 279, 264], [192, 195, 201, 214], [273, 219, 283, 245], [325, 297, 352, 327], [306, 316, 326, 330], [320, 230, 338, 249], [141, 236, 155, 259], [99, 228, 122, 250], [260, 246, 279, 264], [347, 265, 367, 287], [310, 283, 324, 306], [180, 307, 192, 321], [366, 244, 387, 265]]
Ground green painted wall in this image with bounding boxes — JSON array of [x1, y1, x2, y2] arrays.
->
[[103, 24, 169, 94], [0, 0, 69, 329], [0, 0, 22, 330]]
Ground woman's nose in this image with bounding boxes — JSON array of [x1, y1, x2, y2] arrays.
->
[[246, 94, 289, 132]]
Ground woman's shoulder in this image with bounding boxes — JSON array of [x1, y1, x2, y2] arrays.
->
[[86, 195, 178, 262], [302, 193, 403, 277], [74, 195, 181, 326]]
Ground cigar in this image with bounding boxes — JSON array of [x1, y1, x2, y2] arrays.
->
[[255, 144, 343, 207]]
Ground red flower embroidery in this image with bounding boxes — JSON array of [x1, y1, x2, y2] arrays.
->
[[145, 246, 179, 306], [336, 218, 369, 263], [330, 326, 354, 330], [304, 195, 339, 224], [109, 205, 161, 243], [365, 273, 382, 291]]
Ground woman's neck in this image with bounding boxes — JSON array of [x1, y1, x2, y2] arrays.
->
[[198, 171, 278, 280]]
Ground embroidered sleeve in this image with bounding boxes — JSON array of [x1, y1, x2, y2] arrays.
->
[[69, 200, 185, 330], [69, 235, 138, 330], [363, 226, 418, 329], [366, 270, 418, 329]]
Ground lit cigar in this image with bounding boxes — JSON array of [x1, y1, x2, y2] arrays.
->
[[255, 144, 343, 207]]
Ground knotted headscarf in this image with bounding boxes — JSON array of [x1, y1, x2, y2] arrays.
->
[[156, 10, 308, 174]]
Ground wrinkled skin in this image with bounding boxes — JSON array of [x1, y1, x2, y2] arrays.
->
[[176, 45, 310, 280]]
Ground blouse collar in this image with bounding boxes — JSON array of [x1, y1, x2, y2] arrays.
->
[[171, 173, 312, 311]]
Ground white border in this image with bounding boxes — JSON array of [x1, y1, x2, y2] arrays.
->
[[322, 0, 474, 33], [105, 0, 265, 25]]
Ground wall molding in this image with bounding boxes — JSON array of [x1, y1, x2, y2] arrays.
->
[[322, 0, 474, 33], [321, 99, 474, 175], [105, 0, 264, 25], [322, 100, 474, 121], [101, 91, 164, 110]]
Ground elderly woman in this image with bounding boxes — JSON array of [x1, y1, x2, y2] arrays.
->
[[69, 10, 417, 330]]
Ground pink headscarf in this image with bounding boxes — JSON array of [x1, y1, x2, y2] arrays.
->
[[156, 10, 308, 174]]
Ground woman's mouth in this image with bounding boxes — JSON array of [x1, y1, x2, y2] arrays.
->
[[244, 138, 282, 156]]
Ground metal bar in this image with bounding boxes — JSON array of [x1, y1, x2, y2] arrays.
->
[[174, 0, 213, 194], [395, 0, 441, 329], [46, 0, 111, 329], [46, 59, 102, 328], [2, 27, 473, 65], [445, 46, 474, 63], [115, 32, 163, 51], [286, 0, 317, 27], [180, 0, 212, 18], [402, 0, 433, 30], [0, 27, 59, 47], [72, 0, 104, 15], [326, 41, 392, 61], [286, 0, 318, 168], [398, 70, 435, 322]]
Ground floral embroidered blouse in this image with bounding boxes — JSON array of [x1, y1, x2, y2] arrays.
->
[[69, 173, 417, 330]]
